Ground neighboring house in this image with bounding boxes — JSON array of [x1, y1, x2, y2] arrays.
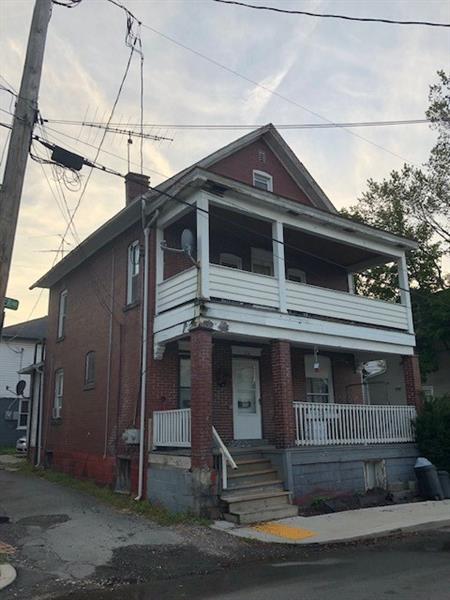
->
[[33, 125, 421, 521], [0, 317, 47, 448]]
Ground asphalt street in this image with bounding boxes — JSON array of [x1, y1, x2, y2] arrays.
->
[[54, 527, 450, 600], [2, 468, 450, 599]]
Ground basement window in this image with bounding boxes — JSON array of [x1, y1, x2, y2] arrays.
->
[[252, 170, 273, 192]]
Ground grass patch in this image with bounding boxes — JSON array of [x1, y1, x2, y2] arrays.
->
[[17, 462, 209, 527], [0, 447, 18, 456]]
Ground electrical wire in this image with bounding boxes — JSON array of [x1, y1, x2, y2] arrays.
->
[[39, 117, 434, 131], [212, 0, 450, 28], [139, 23, 420, 165]]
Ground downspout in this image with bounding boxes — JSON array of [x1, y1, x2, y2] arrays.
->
[[135, 203, 159, 501], [36, 366, 44, 466], [104, 249, 115, 458]]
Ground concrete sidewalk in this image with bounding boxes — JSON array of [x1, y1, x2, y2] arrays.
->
[[213, 500, 450, 544]]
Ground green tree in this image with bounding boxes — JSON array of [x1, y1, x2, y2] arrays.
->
[[342, 71, 450, 377]]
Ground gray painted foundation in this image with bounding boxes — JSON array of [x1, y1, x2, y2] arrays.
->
[[147, 453, 217, 516], [264, 444, 419, 503]]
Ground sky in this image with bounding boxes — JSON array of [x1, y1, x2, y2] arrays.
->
[[1, 0, 449, 326]]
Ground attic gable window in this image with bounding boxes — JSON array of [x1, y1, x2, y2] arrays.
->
[[252, 170, 273, 192]]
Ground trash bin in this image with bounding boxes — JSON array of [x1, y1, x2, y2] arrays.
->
[[438, 471, 450, 499], [414, 457, 444, 500]]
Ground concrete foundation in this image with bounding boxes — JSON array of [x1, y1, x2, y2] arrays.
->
[[264, 444, 420, 504], [147, 453, 217, 516]]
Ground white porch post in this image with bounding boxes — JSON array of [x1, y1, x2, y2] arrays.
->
[[398, 254, 414, 334], [197, 192, 210, 300], [273, 220, 287, 313], [155, 225, 164, 314]]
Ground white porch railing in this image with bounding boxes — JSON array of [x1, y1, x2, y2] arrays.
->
[[156, 263, 410, 332], [153, 408, 191, 447], [294, 402, 416, 446]]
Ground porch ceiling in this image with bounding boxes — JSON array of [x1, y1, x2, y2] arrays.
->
[[284, 227, 386, 270]]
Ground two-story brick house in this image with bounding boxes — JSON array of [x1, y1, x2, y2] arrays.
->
[[34, 125, 421, 521]]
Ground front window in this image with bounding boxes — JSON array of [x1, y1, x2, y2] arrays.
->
[[179, 356, 191, 409], [85, 351, 96, 387], [53, 369, 64, 419], [57, 290, 67, 338], [127, 240, 140, 304], [252, 170, 273, 192], [304, 355, 334, 403]]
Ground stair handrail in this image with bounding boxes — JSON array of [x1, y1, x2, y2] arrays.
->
[[213, 426, 237, 490]]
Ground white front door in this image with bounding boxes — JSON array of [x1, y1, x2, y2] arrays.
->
[[232, 357, 262, 440]]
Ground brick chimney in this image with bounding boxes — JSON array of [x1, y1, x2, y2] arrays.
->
[[125, 172, 150, 206]]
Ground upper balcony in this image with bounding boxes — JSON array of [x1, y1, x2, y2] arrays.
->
[[153, 184, 416, 358]]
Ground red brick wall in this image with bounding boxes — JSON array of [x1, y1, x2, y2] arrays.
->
[[190, 328, 213, 469], [260, 345, 275, 444], [209, 139, 313, 206], [43, 221, 146, 490], [332, 355, 364, 404], [403, 354, 422, 410], [163, 212, 196, 279], [212, 341, 234, 443], [271, 340, 295, 448]]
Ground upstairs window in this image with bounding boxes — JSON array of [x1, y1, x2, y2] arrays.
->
[[287, 268, 307, 284], [57, 289, 67, 339], [253, 170, 273, 192], [127, 240, 140, 305], [53, 369, 64, 419], [251, 248, 273, 276], [84, 351, 96, 387], [219, 253, 242, 270]]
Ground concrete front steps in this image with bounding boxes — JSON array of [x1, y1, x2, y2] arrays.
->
[[220, 448, 298, 524]]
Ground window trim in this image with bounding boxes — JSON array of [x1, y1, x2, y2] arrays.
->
[[251, 247, 274, 277], [84, 351, 96, 388], [57, 289, 68, 339], [53, 369, 64, 419], [252, 169, 273, 192], [126, 240, 140, 305], [219, 253, 243, 270]]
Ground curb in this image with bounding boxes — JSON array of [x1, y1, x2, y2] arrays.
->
[[0, 563, 17, 590], [224, 517, 450, 546]]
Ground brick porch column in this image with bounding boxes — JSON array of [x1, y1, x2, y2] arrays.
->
[[271, 340, 295, 448], [190, 328, 213, 469], [403, 354, 423, 411]]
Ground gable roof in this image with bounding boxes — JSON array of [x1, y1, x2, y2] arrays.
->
[[191, 124, 337, 212], [31, 125, 416, 290], [1, 316, 48, 341]]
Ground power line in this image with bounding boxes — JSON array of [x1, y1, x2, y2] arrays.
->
[[212, 0, 450, 28], [139, 23, 420, 165], [40, 117, 433, 130]]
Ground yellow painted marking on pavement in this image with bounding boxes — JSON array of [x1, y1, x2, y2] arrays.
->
[[252, 522, 316, 541]]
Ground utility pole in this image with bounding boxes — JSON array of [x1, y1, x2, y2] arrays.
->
[[0, 0, 52, 334]]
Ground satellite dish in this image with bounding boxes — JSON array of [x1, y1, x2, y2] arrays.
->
[[181, 229, 195, 256], [16, 380, 26, 397]]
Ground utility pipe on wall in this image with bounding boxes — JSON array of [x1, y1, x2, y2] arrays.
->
[[135, 204, 158, 501]]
